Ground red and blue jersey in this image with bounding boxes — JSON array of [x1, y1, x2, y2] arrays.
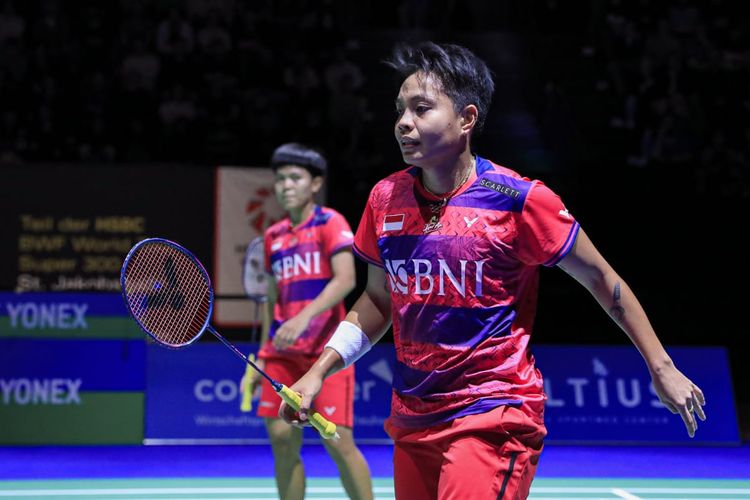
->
[[353, 156, 580, 428], [261, 205, 354, 357]]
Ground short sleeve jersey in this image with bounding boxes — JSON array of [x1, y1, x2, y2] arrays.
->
[[353, 156, 580, 428], [261, 205, 354, 358]]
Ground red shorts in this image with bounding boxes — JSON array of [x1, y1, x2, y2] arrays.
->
[[385, 404, 546, 500], [256, 353, 355, 428]]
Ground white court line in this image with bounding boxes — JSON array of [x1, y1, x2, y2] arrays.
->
[[0, 486, 393, 497], [532, 487, 750, 495], [1, 485, 747, 498], [0, 496, 396, 500], [0, 496, 394, 500], [627, 488, 750, 495], [611, 488, 642, 500]]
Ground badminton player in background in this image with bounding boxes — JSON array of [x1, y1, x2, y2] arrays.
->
[[240, 143, 373, 500], [279, 42, 706, 499]]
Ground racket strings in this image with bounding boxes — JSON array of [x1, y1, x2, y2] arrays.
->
[[158, 248, 208, 344], [128, 247, 204, 344], [150, 246, 207, 344], [124, 242, 211, 346]]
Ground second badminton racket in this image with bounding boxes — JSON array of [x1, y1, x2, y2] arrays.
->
[[120, 237, 339, 440], [240, 235, 268, 412]]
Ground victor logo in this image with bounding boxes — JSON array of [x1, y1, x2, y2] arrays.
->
[[464, 216, 479, 227], [147, 256, 185, 311]]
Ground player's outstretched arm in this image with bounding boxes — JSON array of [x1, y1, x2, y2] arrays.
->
[[557, 228, 706, 437], [279, 264, 392, 425]]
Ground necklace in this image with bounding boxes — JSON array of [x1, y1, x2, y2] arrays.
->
[[421, 157, 475, 234], [422, 157, 475, 204]]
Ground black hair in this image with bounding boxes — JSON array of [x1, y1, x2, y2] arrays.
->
[[270, 143, 327, 177], [386, 41, 495, 132]]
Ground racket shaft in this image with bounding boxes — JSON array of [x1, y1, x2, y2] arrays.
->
[[278, 385, 339, 440], [208, 326, 279, 388], [206, 327, 337, 439]]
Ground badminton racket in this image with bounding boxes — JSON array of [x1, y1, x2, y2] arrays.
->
[[120, 238, 339, 440], [240, 236, 267, 412]]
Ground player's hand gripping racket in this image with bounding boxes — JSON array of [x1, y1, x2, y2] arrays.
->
[[240, 236, 268, 412], [120, 238, 339, 440]]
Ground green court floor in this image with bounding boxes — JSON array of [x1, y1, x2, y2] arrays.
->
[[1, 478, 750, 499]]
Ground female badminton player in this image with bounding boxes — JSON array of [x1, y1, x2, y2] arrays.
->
[[279, 42, 706, 499], [242, 143, 373, 500]]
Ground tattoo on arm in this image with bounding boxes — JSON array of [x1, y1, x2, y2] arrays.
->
[[610, 282, 625, 322]]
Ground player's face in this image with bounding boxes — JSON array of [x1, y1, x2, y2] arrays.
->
[[273, 165, 322, 212], [394, 72, 467, 169]]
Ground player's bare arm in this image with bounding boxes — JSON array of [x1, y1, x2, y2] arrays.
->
[[557, 228, 706, 437], [280, 264, 393, 424], [344, 264, 393, 344], [273, 250, 356, 350]]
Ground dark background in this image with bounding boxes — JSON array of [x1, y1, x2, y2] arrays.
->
[[0, 0, 746, 437]]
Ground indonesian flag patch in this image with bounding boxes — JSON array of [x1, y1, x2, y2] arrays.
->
[[382, 214, 405, 232]]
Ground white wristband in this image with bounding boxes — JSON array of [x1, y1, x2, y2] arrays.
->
[[325, 321, 372, 368]]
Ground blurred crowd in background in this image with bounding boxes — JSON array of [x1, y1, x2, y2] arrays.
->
[[1, 0, 747, 202]]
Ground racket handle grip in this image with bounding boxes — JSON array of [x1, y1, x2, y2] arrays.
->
[[240, 355, 255, 412], [279, 385, 340, 440]]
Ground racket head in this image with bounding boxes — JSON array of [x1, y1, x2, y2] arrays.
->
[[120, 238, 213, 348], [242, 236, 268, 303]]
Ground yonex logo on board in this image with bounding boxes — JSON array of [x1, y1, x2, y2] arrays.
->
[[5, 302, 89, 330], [0, 378, 82, 405]]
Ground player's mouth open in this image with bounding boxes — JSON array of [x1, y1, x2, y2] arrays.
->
[[400, 138, 419, 148]]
